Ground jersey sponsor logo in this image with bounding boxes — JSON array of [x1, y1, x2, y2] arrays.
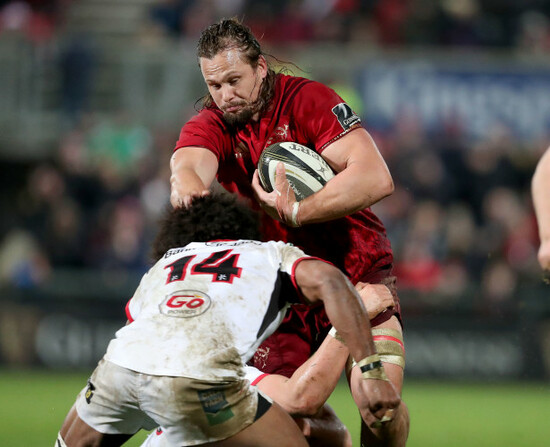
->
[[159, 290, 211, 318], [331, 103, 361, 130], [85, 379, 95, 404]]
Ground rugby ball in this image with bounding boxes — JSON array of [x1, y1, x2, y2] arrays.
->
[[258, 142, 335, 201]]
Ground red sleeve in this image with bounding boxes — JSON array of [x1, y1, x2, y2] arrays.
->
[[290, 80, 362, 153], [174, 109, 233, 163]]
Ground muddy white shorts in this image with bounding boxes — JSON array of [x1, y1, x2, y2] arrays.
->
[[74, 359, 272, 446]]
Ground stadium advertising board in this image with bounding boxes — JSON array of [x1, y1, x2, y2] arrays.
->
[[0, 295, 547, 380], [359, 60, 550, 141]]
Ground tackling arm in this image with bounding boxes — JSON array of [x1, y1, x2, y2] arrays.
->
[[294, 259, 401, 423], [257, 281, 394, 416], [170, 147, 219, 207], [532, 147, 550, 271], [257, 334, 349, 417]]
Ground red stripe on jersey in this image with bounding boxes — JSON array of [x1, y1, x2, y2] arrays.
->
[[125, 299, 134, 323], [373, 335, 405, 352], [251, 373, 270, 386]]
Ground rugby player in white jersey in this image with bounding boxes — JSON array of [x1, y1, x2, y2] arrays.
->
[[55, 190, 400, 447], [140, 280, 396, 447]]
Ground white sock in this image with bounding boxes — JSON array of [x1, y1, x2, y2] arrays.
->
[[55, 432, 68, 447]]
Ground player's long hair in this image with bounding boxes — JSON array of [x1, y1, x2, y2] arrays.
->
[[196, 18, 276, 115], [150, 193, 261, 262]]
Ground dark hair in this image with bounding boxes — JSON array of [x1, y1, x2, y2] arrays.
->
[[150, 193, 261, 262], [196, 18, 276, 115]]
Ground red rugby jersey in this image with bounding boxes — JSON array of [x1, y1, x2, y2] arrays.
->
[[175, 74, 393, 282]]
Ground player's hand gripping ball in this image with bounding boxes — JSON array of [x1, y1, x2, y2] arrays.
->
[[258, 142, 335, 201]]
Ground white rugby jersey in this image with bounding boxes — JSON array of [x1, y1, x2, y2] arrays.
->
[[104, 240, 312, 381]]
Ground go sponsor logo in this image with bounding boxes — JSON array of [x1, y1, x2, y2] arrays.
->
[[159, 290, 211, 318]]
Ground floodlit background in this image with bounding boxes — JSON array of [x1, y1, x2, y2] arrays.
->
[[1, 0, 550, 445]]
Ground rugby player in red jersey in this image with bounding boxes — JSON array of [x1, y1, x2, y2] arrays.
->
[[170, 18, 409, 446]]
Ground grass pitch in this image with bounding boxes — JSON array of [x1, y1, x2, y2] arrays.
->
[[0, 369, 548, 446]]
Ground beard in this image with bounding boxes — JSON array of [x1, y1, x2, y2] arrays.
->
[[222, 103, 256, 127]]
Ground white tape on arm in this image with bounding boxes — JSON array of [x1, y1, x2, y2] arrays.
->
[[291, 201, 301, 227]]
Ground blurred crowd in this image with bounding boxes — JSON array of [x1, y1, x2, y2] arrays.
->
[[372, 119, 543, 314], [2, 0, 550, 52], [0, 0, 548, 316], [0, 0, 68, 43], [144, 0, 550, 51], [0, 114, 174, 283], [0, 107, 544, 316]]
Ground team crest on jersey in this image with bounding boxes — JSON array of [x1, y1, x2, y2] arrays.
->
[[159, 290, 211, 318], [265, 123, 290, 147], [253, 346, 270, 370], [332, 103, 361, 130]]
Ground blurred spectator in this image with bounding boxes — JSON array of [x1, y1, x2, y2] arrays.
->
[[146, 0, 245, 41], [147, 0, 192, 38], [516, 10, 550, 53], [478, 259, 518, 314], [0, 0, 62, 43], [41, 197, 86, 267], [437, 0, 484, 47], [0, 229, 50, 287], [59, 34, 96, 128], [86, 111, 152, 184], [88, 196, 149, 271]]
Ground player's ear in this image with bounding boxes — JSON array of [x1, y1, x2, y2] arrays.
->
[[256, 55, 268, 80]]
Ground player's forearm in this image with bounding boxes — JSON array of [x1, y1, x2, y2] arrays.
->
[[319, 278, 377, 367], [169, 148, 217, 207], [296, 158, 393, 225], [279, 335, 349, 416], [297, 262, 376, 363]]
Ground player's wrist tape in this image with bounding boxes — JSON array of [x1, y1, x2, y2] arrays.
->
[[291, 201, 301, 227], [372, 328, 406, 369], [328, 326, 345, 344], [357, 354, 389, 381]]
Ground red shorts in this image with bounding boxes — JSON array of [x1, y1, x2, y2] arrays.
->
[[250, 266, 401, 378]]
